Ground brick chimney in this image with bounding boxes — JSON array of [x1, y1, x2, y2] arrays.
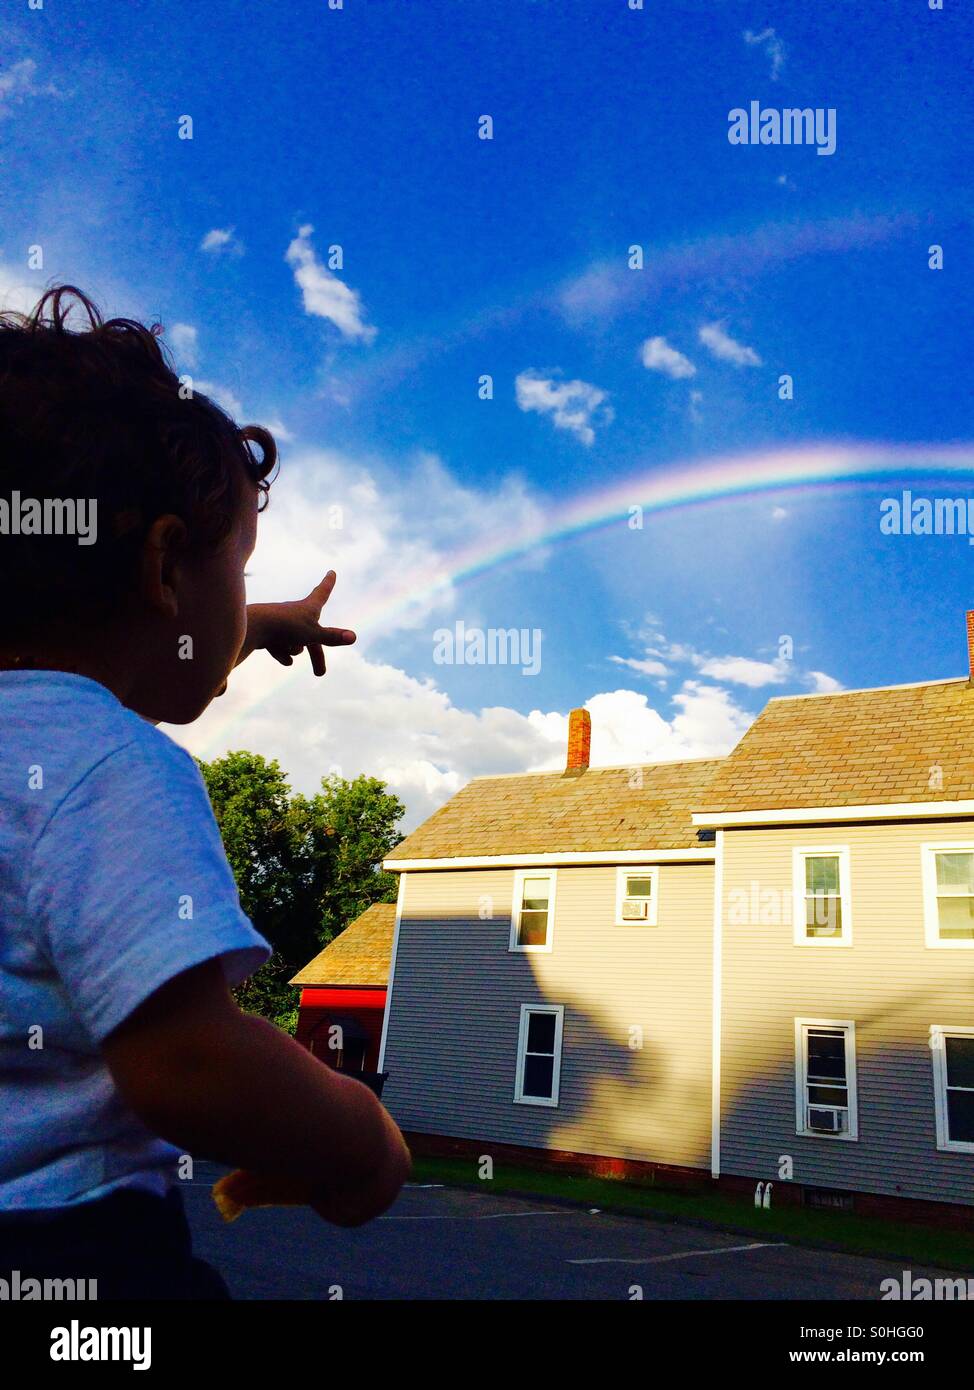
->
[[565, 707, 591, 775], [967, 611, 974, 682]]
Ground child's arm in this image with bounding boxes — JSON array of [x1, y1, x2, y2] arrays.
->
[[101, 958, 411, 1227], [237, 572, 356, 677]]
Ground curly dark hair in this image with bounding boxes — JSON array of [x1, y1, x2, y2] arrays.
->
[[0, 284, 277, 644]]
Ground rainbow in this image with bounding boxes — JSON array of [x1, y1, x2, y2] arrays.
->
[[189, 440, 974, 751]]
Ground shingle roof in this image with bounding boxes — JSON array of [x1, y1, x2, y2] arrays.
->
[[694, 678, 974, 813], [289, 902, 397, 986], [385, 758, 724, 860]]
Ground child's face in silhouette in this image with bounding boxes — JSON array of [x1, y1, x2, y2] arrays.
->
[[127, 481, 259, 725]]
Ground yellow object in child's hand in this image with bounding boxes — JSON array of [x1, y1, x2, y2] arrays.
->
[[212, 1169, 317, 1223]]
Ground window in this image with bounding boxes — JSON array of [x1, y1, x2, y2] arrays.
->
[[795, 1019, 858, 1139], [931, 1026, 974, 1151], [514, 1004, 564, 1106], [615, 866, 659, 926], [509, 870, 556, 952], [793, 847, 852, 945], [922, 845, 974, 948]]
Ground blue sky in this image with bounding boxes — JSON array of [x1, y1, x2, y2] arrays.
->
[[2, 1, 973, 822]]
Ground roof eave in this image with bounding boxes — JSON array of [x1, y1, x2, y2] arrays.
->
[[383, 847, 715, 871], [692, 798, 974, 828]]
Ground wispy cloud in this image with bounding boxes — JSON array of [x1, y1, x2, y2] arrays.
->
[[167, 322, 199, 368], [195, 379, 244, 418], [0, 263, 42, 315], [555, 213, 917, 330], [698, 322, 762, 367], [625, 627, 841, 694], [285, 224, 377, 344], [609, 654, 671, 678], [807, 670, 844, 694], [515, 369, 612, 446], [200, 227, 244, 256], [264, 416, 295, 444], [0, 58, 63, 118], [696, 654, 787, 688], [640, 335, 696, 380], [744, 27, 786, 81]]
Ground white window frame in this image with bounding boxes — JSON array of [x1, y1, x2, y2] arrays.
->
[[792, 846, 852, 947], [508, 869, 557, 953], [514, 1003, 564, 1107], [921, 844, 974, 950], [614, 865, 659, 927], [930, 1025, 974, 1152], [794, 1018, 859, 1140]]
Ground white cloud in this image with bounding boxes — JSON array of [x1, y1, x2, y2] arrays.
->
[[161, 437, 757, 829], [771, 505, 788, 520], [698, 322, 762, 367], [195, 379, 244, 419], [744, 27, 786, 81], [670, 682, 755, 755], [162, 325, 288, 441], [285, 224, 376, 343], [696, 654, 787, 688], [528, 686, 753, 769], [514, 369, 612, 446], [609, 654, 670, 679], [0, 264, 41, 316], [168, 322, 199, 368], [640, 335, 696, 380], [200, 227, 244, 256], [226, 444, 549, 641], [264, 416, 295, 444], [622, 627, 833, 693], [807, 670, 844, 694], [174, 662, 750, 830], [171, 663, 757, 834], [169, 649, 550, 829], [0, 59, 62, 118]]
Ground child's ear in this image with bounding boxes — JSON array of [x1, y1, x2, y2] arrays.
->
[[140, 514, 188, 618]]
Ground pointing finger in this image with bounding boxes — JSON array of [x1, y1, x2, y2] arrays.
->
[[306, 572, 337, 613], [312, 626, 356, 646]]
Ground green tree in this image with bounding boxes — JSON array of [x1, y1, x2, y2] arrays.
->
[[197, 754, 405, 1033], [291, 774, 405, 945]]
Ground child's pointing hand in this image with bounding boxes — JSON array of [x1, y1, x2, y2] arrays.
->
[[237, 572, 356, 677]]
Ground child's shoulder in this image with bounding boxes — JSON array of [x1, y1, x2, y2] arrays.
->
[[0, 669, 200, 799]]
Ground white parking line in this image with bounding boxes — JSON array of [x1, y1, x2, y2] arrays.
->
[[569, 1241, 788, 1265]]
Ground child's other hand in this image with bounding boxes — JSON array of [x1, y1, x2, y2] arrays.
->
[[241, 572, 356, 676]]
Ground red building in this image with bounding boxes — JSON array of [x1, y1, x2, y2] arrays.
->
[[290, 902, 396, 1089]]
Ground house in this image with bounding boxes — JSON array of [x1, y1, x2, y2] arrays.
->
[[290, 902, 396, 1088], [377, 616, 974, 1224]]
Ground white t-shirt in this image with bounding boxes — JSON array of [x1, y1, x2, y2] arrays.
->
[[0, 670, 271, 1210]]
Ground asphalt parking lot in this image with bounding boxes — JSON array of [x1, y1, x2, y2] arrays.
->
[[181, 1161, 951, 1301]]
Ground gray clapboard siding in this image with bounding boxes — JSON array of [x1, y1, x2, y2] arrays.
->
[[382, 862, 714, 1168], [720, 820, 974, 1205]]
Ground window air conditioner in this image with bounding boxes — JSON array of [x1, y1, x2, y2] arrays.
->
[[621, 899, 650, 920], [807, 1107, 845, 1134]]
